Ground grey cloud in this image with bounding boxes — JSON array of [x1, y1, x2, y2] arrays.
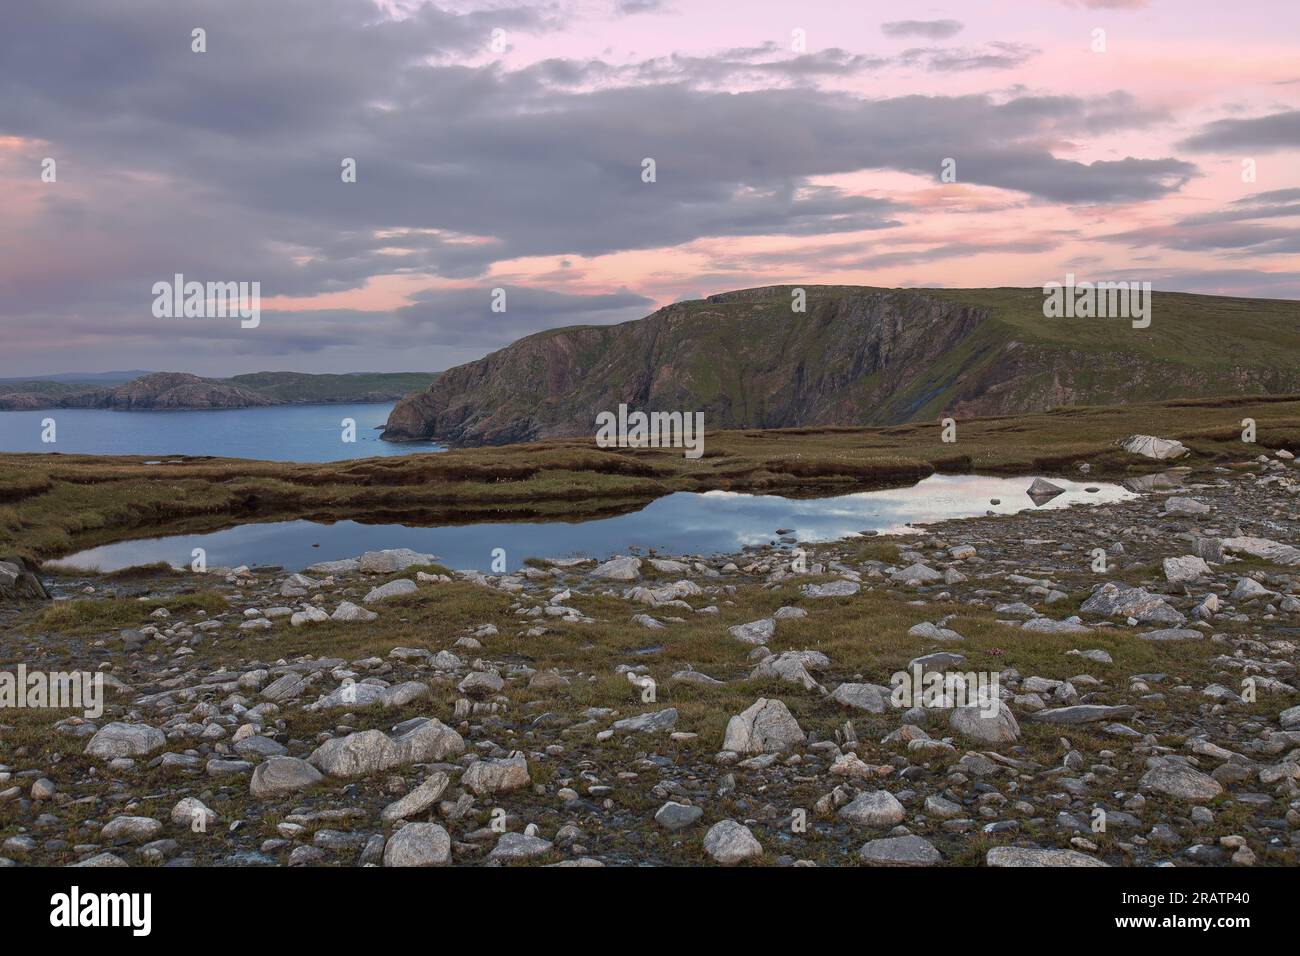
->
[[394, 286, 654, 348], [881, 20, 964, 39], [900, 42, 1039, 72], [0, 0, 1210, 375], [1102, 187, 1300, 254], [1178, 110, 1300, 152]]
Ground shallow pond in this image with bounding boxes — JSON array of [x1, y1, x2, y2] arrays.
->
[[50, 474, 1134, 573]]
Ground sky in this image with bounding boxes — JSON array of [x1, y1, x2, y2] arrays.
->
[[2, 0, 1298, 377]]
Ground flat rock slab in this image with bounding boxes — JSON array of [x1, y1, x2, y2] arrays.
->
[[987, 846, 1109, 867], [1140, 764, 1223, 801], [1139, 628, 1204, 642], [858, 835, 942, 866], [1030, 704, 1136, 724], [801, 580, 861, 598]]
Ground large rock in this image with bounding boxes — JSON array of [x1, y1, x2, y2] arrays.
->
[[309, 718, 465, 778], [750, 652, 824, 692], [1030, 704, 1135, 724], [1080, 583, 1184, 625], [488, 832, 554, 863], [332, 601, 378, 622], [830, 682, 888, 713], [1026, 477, 1065, 497], [100, 816, 163, 845], [610, 708, 678, 734], [381, 772, 450, 822], [310, 680, 430, 711], [462, 752, 531, 796], [1139, 627, 1203, 642], [362, 579, 418, 604], [591, 556, 642, 581], [358, 549, 435, 574], [729, 618, 776, 645], [1231, 577, 1274, 602], [84, 722, 166, 759], [889, 564, 942, 586], [987, 846, 1109, 867], [0, 558, 49, 603], [1140, 763, 1223, 801], [250, 756, 324, 798], [858, 835, 941, 866], [654, 801, 703, 831], [383, 822, 451, 866], [1220, 536, 1300, 566], [703, 820, 762, 864], [1117, 435, 1188, 460], [838, 790, 905, 827], [1165, 496, 1210, 515], [801, 580, 860, 598], [1020, 616, 1092, 634], [722, 698, 804, 753], [1163, 555, 1211, 583], [949, 701, 1020, 745]]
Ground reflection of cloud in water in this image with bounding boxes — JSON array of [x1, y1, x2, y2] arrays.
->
[[53, 474, 1135, 574]]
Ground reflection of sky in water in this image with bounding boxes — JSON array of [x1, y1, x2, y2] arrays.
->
[[51, 474, 1134, 573]]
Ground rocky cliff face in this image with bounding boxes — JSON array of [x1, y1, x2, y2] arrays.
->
[[382, 288, 989, 443], [382, 285, 1300, 446]]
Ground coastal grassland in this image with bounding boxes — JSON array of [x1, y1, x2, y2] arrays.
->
[[2, 524, 1287, 866], [1, 394, 1298, 564]]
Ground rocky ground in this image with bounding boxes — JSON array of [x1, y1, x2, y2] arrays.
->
[[1, 451, 1298, 868]]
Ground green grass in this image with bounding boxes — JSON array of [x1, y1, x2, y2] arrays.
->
[[0, 392, 1297, 565], [37, 589, 228, 633]]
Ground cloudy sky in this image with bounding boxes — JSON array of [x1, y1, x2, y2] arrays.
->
[[3, 0, 1298, 377]]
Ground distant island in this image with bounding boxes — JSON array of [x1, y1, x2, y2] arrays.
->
[[0, 371, 439, 411]]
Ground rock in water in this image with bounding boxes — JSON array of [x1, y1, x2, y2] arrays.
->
[[1026, 477, 1065, 497]]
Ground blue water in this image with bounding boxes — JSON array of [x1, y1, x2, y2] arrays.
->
[[49, 474, 1133, 573], [0, 403, 443, 461]]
